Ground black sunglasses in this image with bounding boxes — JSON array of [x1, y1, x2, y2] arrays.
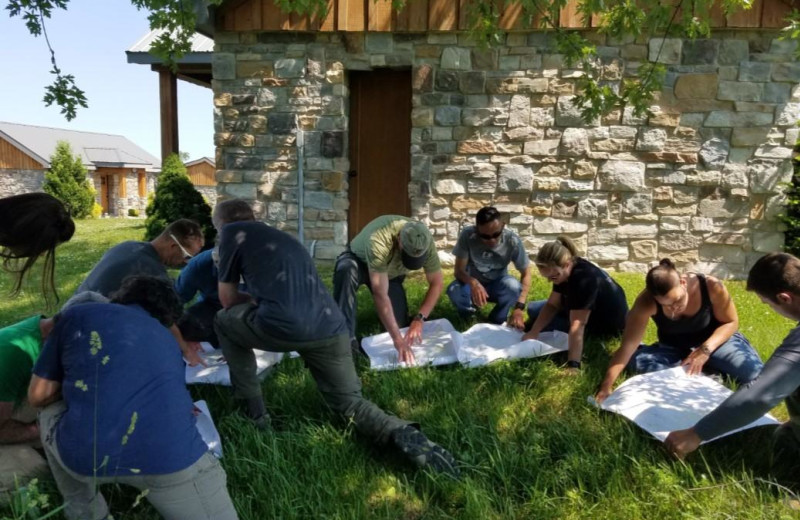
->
[[478, 230, 503, 240]]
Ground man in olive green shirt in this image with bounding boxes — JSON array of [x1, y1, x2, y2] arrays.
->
[[333, 216, 443, 364]]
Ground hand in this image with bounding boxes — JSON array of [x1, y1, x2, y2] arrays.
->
[[594, 385, 613, 405], [664, 428, 701, 459], [406, 319, 424, 346], [186, 340, 204, 353], [470, 280, 489, 308], [394, 337, 417, 365], [183, 346, 207, 367], [681, 348, 710, 376], [508, 308, 525, 330], [522, 330, 539, 341]]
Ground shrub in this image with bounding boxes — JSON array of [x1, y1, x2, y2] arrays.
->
[[42, 141, 95, 219], [128, 208, 139, 217], [90, 202, 103, 219], [144, 154, 215, 245], [781, 136, 800, 255]]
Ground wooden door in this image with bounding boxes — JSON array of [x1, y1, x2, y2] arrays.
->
[[99, 175, 109, 214], [348, 69, 412, 240]]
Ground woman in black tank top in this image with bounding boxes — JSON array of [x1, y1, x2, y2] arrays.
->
[[595, 259, 763, 404]]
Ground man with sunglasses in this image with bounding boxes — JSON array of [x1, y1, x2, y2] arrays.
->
[[447, 207, 532, 329], [74, 219, 205, 365], [333, 216, 443, 365]]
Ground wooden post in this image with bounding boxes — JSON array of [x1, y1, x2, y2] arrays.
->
[[159, 69, 179, 162]]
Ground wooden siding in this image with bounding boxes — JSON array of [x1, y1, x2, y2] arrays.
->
[[0, 136, 45, 170], [218, 0, 797, 32], [187, 161, 217, 187]]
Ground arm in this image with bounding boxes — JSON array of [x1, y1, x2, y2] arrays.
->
[[27, 375, 61, 409], [596, 292, 656, 402], [454, 257, 488, 308], [406, 270, 444, 345], [508, 265, 533, 330], [667, 341, 800, 457], [174, 259, 200, 303], [565, 309, 591, 367], [169, 323, 206, 367], [682, 277, 740, 376], [369, 270, 415, 365], [0, 402, 39, 444], [218, 281, 253, 309], [523, 291, 562, 340]]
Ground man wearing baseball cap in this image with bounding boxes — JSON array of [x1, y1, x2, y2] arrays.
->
[[333, 215, 443, 364]]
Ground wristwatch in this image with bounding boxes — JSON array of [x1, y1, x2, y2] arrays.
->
[[699, 344, 713, 355], [413, 313, 426, 322], [514, 302, 526, 311]]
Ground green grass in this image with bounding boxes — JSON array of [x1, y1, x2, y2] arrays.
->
[[2, 218, 799, 520]]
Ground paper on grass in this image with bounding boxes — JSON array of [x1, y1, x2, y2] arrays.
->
[[593, 367, 779, 443], [193, 400, 223, 458], [186, 342, 284, 386], [360, 319, 459, 370], [360, 319, 569, 370], [456, 324, 569, 367]]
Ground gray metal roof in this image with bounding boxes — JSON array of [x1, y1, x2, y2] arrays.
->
[[126, 29, 213, 65], [186, 156, 215, 167], [0, 121, 161, 171]]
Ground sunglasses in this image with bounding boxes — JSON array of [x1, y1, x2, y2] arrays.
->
[[170, 233, 195, 261], [478, 230, 503, 241]]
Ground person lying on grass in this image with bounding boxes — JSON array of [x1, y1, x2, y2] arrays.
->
[[523, 236, 628, 373], [212, 199, 459, 477], [446, 206, 532, 329], [665, 252, 800, 486], [28, 275, 238, 520], [595, 258, 763, 403]]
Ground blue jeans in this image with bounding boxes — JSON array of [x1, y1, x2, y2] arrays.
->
[[526, 299, 570, 332], [627, 331, 764, 385], [447, 275, 521, 324]]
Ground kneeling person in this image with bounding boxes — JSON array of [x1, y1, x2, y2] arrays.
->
[[213, 200, 458, 476], [447, 206, 531, 328]]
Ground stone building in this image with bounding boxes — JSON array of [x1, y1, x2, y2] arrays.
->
[[192, 0, 797, 277], [0, 121, 160, 216]]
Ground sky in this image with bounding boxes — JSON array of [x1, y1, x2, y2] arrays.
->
[[0, 0, 214, 161]]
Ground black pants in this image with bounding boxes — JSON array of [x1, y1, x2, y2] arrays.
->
[[332, 250, 408, 340]]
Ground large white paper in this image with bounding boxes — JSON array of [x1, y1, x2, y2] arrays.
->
[[360, 319, 459, 370], [193, 400, 223, 458], [186, 342, 284, 386], [360, 319, 569, 371], [594, 367, 779, 443]]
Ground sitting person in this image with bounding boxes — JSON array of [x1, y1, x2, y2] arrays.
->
[[0, 292, 106, 498], [28, 276, 238, 520], [595, 259, 763, 403], [665, 253, 800, 485], [175, 248, 223, 347], [446, 206, 532, 329], [523, 236, 628, 371]]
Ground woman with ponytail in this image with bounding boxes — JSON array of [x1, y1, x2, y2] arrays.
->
[[595, 259, 763, 403], [522, 236, 628, 372]]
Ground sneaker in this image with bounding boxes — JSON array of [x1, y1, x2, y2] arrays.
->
[[242, 396, 271, 431], [391, 425, 460, 478]]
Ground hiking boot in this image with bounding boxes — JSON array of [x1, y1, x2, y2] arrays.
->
[[391, 425, 460, 478], [242, 396, 271, 431]]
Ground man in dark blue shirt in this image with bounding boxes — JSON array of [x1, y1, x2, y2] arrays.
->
[[212, 199, 458, 477], [29, 276, 238, 520], [175, 248, 222, 346]]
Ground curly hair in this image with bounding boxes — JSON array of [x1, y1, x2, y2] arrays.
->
[[0, 193, 75, 303], [109, 275, 183, 327]]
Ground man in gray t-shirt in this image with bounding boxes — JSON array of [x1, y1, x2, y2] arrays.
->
[[665, 252, 800, 482], [447, 207, 532, 328]]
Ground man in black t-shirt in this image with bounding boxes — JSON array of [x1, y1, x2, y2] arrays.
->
[[212, 199, 458, 477]]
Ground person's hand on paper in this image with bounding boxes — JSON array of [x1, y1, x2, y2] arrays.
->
[[508, 308, 525, 330], [681, 348, 710, 376], [394, 337, 417, 365], [664, 427, 701, 459], [522, 330, 539, 341], [594, 385, 613, 404], [184, 346, 207, 367], [470, 279, 489, 308]]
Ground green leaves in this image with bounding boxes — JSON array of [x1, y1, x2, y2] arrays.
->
[[43, 141, 94, 219]]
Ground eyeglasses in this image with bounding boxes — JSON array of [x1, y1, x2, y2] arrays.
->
[[170, 233, 195, 261], [478, 229, 503, 241]]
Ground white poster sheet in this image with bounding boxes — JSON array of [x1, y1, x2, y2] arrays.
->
[[193, 400, 223, 458], [593, 367, 779, 443], [186, 342, 284, 386], [360, 319, 569, 371]]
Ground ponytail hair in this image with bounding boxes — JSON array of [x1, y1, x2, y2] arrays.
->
[[535, 236, 578, 268], [645, 258, 680, 297]]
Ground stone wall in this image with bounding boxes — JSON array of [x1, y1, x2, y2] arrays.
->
[[212, 30, 797, 277], [0, 169, 46, 197], [195, 185, 219, 207]]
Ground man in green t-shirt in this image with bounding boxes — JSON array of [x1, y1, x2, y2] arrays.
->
[[333, 216, 443, 364]]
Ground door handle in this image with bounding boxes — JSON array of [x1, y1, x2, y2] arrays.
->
[[348, 170, 357, 178]]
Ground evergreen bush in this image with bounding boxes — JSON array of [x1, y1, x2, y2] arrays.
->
[[781, 137, 800, 255], [144, 154, 215, 245], [42, 141, 95, 219]]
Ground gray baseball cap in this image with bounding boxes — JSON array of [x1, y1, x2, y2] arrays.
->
[[399, 221, 432, 270]]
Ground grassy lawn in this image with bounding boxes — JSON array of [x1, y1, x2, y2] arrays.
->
[[2, 218, 799, 519]]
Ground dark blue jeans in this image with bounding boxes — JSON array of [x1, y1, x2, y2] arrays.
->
[[526, 299, 570, 332], [446, 274, 521, 324], [627, 332, 764, 385]]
